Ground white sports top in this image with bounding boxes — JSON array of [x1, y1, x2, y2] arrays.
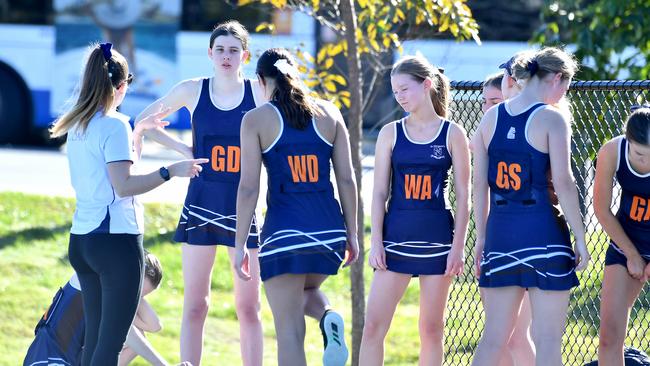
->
[[66, 111, 143, 235]]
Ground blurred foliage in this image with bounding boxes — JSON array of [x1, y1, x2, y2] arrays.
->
[[533, 0, 650, 80], [238, 0, 480, 109], [182, 0, 274, 32]]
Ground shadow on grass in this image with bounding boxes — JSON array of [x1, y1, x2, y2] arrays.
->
[[0, 223, 71, 250]]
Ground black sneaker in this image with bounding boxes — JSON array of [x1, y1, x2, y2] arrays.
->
[[319, 310, 348, 366]]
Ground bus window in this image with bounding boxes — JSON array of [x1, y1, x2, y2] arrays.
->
[[0, 0, 52, 25]]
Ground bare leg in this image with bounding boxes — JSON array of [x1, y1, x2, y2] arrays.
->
[[479, 287, 514, 366], [180, 244, 216, 365], [303, 274, 330, 319], [117, 346, 137, 366], [507, 292, 535, 366], [228, 247, 263, 366], [598, 264, 644, 366], [264, 274, 309, 366], [471, 287, 525, 366], [359, 270, 411, 366], [301, 273, 349, 366], [418, 274, 453, 366], [480, 288, 535, 366], [528, 288, 570, 366]]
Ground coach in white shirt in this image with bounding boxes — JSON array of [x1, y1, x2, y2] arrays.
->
[[49, 42, 207, 365]]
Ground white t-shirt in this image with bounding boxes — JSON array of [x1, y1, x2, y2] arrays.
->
[[66, 111, 144, 235], [69, 273, 81, 290]]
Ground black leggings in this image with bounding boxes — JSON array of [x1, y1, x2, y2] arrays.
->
[[68, 233, 144, 366]]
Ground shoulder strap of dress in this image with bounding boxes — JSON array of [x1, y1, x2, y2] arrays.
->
[[243, 79, 253, 97], [527, 103, 547, 119], [617, 137, 627, 173], [441, 119, 451, 139], [199, 78, 211, 100], [262, 102, 285, 154], [395, 118, 407, 140]]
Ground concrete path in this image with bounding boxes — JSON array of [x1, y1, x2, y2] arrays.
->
[[0, 145, 376, 215]]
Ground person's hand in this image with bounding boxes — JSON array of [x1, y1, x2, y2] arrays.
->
[[368, 237, 386, 271], [626, 252, 645, 280], [135, 104, 171, 134], [473, 238, 485, 277], [232, 246, 251, 281], [573, 240, 591, 272], [444, 243, 465, 277], [168, 158, 209, 179], [343, 234, 359, 267], [642, 261, 650, 283]]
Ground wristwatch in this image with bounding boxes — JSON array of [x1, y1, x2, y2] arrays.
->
[[159, 166, 171, 181]]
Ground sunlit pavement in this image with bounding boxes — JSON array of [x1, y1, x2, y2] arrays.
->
[[0, 142, 376, 216]]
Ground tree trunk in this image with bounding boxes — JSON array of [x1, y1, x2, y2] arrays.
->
[[339, 1, 365, 365]]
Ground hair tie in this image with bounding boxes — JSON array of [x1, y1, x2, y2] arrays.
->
[[274, 58, 298, 79], [99, 43, 113, 62], [527, 60, 539, 76], [630, 104, 650, 112]]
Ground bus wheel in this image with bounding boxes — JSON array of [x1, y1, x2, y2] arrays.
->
[[0, 63, 31, 145]]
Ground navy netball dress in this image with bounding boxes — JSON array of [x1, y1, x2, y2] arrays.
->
[[258, 102, 347, 281], [383, 119, 454, 275], [605, 137, 650, 266], [174, 78, 259, 248], [479, 103, 579, 290], [23, 281, 84, 366]]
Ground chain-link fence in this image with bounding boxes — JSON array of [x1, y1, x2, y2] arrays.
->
[[364, 80, 650, 365]]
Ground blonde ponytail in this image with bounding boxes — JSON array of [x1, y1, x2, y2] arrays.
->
[[50, 43, 129, 138]]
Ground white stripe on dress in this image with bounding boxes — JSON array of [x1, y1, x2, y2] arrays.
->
[[382, 240, 452, 258], [260, 229, 347, 261], [182, 205, 259, 236], [483, 251, 576, 278]]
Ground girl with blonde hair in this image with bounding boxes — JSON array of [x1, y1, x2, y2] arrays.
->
[[359, 55, 471, 365]]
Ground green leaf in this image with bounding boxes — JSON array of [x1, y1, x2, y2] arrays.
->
[[323, 81, 337, 92], [255, 22, 275, 33], [317, 46, 328, 64], [340, 96, 351, 108], [328, 42, 344, 56], [330, 74, 347, 86]]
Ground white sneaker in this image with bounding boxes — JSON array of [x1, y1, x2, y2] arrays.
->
[[320, 310, 348, 366]]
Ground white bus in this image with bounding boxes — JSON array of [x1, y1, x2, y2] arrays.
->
[[0, 0, 314, 145], [0, 1, 532, 146]]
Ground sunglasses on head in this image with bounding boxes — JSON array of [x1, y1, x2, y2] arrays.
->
[[498, 57, 516, 76], [124, 73, 134, 86]]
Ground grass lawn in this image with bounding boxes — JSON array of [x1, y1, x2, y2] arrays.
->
[[2, 192, 650, 365], [0, 192, 425, 365]]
